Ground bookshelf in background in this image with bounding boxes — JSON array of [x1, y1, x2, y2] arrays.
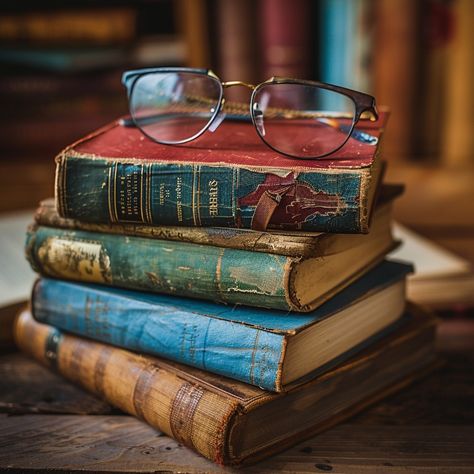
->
[[0, 1, 193, 163], [441, 0, 474, 166]]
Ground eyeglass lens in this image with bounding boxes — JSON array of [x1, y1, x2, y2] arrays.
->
[[252, 83, 356, 158], [129, 72, 358, 158], [129, 72, 222, 144]]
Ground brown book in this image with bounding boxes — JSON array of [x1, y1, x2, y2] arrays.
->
[[215, 0, 259, 101], [15, 305, 437, 465], [441, 0, 474, 165], [372, 0, 421, 159], [0, 9, 136, 45]]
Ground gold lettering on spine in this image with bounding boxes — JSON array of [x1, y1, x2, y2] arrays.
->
[[208, 179, 219, 216], [107, 166, 116, 223], [113, 163, 119, 223], [140, 164, 146, 224], [196, 165, 202, 226], [176, 176, 183, 223], [147, 164, 153, 224], [191, 165, 197, 226]]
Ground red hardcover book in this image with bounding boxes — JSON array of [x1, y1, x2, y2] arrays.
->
[[260, 0, 312, 78], [55, 113, 387, 233]]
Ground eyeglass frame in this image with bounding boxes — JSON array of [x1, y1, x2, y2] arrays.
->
[[121, 67, 379, 160]]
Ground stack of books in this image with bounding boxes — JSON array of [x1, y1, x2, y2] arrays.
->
[[18, 113, 437, 466]]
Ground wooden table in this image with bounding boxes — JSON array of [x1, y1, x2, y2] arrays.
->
[[1, 318, 473, 473]]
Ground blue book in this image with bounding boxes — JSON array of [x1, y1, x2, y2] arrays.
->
[[32, 260, 412, 391], [319, 0, 372, 106]]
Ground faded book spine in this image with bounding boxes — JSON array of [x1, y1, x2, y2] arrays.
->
[[26, 225, 297, 311], [14, 310, 237, 464], [35, 199, 321, 258], [55, 154, 367, 232], [32, 278, 287, 391]]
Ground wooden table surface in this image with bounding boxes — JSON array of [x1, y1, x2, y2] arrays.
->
[[1, 318, 473, 474]]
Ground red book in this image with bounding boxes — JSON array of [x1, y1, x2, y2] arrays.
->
[[55, 113, 387, 233], [260, 0, 312, 78]]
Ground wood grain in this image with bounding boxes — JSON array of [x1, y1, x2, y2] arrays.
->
[[1, 415, 473, 473], [0, 353, 114, 416]]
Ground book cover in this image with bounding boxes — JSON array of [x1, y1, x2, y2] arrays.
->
[[31, 261, 412, 391], [260, 0, 312, 78], [55, 113, 387, 233], [15, 305, 437, 465], [372, 0, 420, 159], [25, 206, 396, 312], [35, 183, 400, 258]]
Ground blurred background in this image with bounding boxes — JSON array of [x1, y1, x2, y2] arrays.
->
[[0, 0, 472, 260]]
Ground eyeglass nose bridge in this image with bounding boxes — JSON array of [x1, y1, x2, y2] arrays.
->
[[221, 81, 256, 90]]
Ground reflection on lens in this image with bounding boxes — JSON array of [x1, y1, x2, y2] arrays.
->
[[130, 72, 222, 144], [252, 83, 356, 158]]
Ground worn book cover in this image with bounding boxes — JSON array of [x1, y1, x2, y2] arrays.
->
[[25, 202, 396, 312], [15, 305, 437, 465], [55, 113, 387, 233], [31, 261, 412, 391], [36, 183, 402, 258]]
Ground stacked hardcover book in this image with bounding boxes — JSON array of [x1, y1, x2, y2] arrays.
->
[[18, 113, 437, 465]]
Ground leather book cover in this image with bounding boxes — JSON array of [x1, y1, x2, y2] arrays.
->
[[15, 304, 437, 465], [55, 113, 387, 233]]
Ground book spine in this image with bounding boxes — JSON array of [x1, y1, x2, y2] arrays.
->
[[32, 278, 287, 391], [14, 309, 238, 464], [372, 0, 420, 159], [35, 199, 318, 258], [55, 154, 366, 233], [260, 0, 312, 78], [26, 225, 298, 311]]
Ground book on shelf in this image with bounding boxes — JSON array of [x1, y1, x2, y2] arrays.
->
[[215, 0, 258, 88], [372, 0, 420, 159], [26, 188, 397, 312], [260, 0, 312, 78], [319, 0, 374, 97], [441, 0, 474, 165], [54, 113, 387, 233], [31, 260, 412, 391], [0, 8, 137, 46], [15, 305, 437, 465]]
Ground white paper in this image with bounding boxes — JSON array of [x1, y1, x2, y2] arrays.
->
[[0, 210, 36, 307], [389, 222, 471, 280]]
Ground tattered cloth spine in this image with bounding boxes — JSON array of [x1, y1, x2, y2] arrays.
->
[[25, 225, 300, 311], [14, 310, 238, 464], [35, 198, 320, 258], [56, 154, 369, 232], [32, 278, 287, 391]]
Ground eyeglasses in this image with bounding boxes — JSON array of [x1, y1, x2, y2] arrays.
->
[[121, 67, 379, 160]]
